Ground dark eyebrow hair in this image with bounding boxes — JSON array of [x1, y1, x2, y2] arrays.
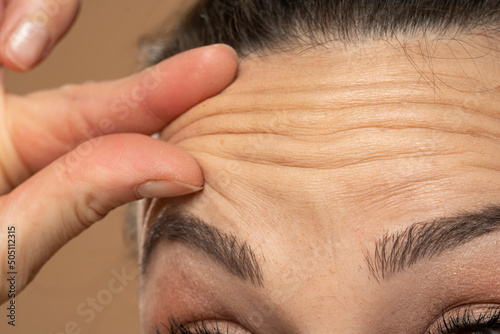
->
[[366, 205, 500, 282], [141, 210, 264, 287]]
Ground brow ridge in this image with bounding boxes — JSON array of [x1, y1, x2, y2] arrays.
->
[[366, 205, 500, 282], [142, 210, 264, 287]]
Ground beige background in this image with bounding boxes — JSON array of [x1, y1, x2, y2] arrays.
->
[[1, 0, 195, 332]]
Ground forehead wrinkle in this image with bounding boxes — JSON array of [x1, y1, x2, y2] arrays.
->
[[156, 35, 500, 231], [160, 70, 500, 173], [160, 34, 500, 141], [163, 86, 500, 151], [171, 127, 498, 172], [179, 147, 459, 213], [174, 135, 500, 233]]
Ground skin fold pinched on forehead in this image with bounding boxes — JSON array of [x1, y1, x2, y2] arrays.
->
[[139, 33, 500, 333], [159, 33, 500, 222]]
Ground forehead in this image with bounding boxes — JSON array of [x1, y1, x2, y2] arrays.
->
[[143, 35, 500, 331], [160, 34, 500, 224]]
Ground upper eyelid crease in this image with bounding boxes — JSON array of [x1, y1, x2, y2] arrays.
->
[[141, 209, 264, 287], [366, 204, 500, 282]]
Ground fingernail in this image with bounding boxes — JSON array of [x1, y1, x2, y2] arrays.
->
[[135, 181, 203, 199], [7, 20, 50, 70]]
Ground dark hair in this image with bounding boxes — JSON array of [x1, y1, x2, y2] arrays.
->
[[143, 0, 500, 64]]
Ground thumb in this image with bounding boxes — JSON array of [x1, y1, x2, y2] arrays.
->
[[0, 133, 202, 302]]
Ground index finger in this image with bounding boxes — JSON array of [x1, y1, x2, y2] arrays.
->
[[7, 44, 239, 172]]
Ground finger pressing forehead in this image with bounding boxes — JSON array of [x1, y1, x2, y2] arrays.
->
[[7, 44, 238, 173]]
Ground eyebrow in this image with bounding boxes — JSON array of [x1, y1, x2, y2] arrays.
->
[[366, 205, 500, 282], [142, 210, 264, 286]]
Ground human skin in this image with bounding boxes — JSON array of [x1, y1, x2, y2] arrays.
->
[[0, 0, 79, 71], [0, 43, 238, 302], [0, 0, 240, 302], [140, 32, 500, 333]]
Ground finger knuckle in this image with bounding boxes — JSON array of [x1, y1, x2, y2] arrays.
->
[[73, 194, 109, 230]]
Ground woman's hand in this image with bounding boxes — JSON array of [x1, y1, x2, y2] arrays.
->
[[0, 0, 238, 304], [0, 0, 80, 71]]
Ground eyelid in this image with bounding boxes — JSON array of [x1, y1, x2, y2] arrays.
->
[[164, 317, 253, 334], [426, 304, 500, 334]]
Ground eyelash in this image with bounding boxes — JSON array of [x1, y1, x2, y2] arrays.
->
[[156, 307, 500, 334], [156, 317, 232, 334], [428, 307, 500, 334]]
